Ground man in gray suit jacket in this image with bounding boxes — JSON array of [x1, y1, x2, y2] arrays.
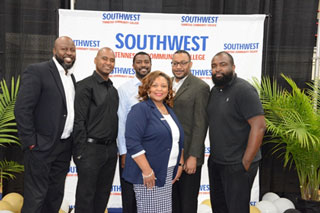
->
[[171, 50, 210, 213]]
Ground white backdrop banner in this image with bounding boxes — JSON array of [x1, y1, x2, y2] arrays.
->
[[59, 9, 266, 210]]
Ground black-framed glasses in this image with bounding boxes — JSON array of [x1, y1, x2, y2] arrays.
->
[[171, 61, 190, 67]]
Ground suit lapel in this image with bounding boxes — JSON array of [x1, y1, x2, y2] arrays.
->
[[49, 60, 67, 107], [147, 99, 171, 134], [174, 75, 192, 100], [71, 74, 76, 87]]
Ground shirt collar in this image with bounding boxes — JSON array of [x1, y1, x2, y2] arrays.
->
[[52, 57, 74, 76], [133, 75, 142, 86], [173, 74, 189, 86], [93, 71, 113, 86]]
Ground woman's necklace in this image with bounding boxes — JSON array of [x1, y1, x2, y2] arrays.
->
[[156, 105, 169, 115]]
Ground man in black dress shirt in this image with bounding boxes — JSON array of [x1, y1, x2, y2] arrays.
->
[[73, 47, 119, 213]]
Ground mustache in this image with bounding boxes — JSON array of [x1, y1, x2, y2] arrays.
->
[[55, 54, 75, 70]]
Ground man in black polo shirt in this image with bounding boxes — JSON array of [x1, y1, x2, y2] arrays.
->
[[73, 47, 118, 213], [207, 51, 266, 213]]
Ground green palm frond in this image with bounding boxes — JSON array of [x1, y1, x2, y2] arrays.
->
[[0, 76, 24, 183], [0, 77, 21, 146], [0, 160, 24, 180], [255, 74, 320, 201], [306, 79, 320, 111]]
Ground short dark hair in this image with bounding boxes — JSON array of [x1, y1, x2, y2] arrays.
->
[[213, 51, 234, 66], [133, 52, 151, 64], [173, 50, 191, 61], [138, 71, 174, 107]]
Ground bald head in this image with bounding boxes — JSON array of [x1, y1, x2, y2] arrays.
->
[[53, 36, 76, 70], [54, 36, 73, 48], [212, 51, 234, 66], [96, 47, 114, 57], [94, 47, 116, 80]]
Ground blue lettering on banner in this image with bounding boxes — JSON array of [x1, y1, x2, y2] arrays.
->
[[73, 40, 101, 48], [191, 69, 212, 77], [250, 201, 257, 206], [204, 146, 210, 154], [69, 166, 77, 173], [115, 33, 209, 51], [199, 184, 210, 192], [102, 13, 141, 21], [224, 43, 259, 50], [181, 16, 219, 24], [111, 185, 122, 192], [111, 67, 136, 75]]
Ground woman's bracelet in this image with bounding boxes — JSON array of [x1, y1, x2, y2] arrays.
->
[[179, 163, 184, 167], [142, 170, 154, 179]]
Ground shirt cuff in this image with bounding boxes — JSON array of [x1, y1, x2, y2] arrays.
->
[[131, 150, 146, 158], [116, 140, 127, 155], [118, 147, 127, 155]]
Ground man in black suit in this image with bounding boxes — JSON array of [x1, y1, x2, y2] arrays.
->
[[15, 36, 76, 213]]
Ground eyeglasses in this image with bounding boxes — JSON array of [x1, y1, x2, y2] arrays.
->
[[171, 61, 190, 67]]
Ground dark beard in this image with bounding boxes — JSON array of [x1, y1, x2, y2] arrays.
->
[[135, 69, 149, 80], [55, 54, 75, 70], [211, 72, 233, 87]]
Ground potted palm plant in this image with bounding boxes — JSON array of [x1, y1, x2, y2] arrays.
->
[[0, 77, 24, 198], [253, 74, 320, 212]]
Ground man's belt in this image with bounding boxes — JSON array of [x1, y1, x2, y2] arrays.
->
[[87, 138, 113, 145]]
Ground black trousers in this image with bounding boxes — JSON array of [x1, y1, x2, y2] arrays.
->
[[21, 137, 72, 213], [119, 156, 137, 213], [74, 142, 117, 213], [172, 165, 202, 213], [208, 159, 259, 213]]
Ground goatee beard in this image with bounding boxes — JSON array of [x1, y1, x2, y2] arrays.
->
[[55, 55, 75, 70], [136, 70, 149, 80], [212, 72, 233, 87]]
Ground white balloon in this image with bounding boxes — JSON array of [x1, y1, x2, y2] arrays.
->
[[197, 204, 212, 213], [262, 192, 281, 202], [256, 200, 279, 213], [273, 198, 295, 213]]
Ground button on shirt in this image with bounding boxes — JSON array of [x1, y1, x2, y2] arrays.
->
[[117, 76, 141, 155], [73, 71, 119, 145], [52, 57, 75, 139]]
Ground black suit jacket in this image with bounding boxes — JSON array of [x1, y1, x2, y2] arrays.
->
[[15, 59, 76, 152], [173, 74, 210, 166]]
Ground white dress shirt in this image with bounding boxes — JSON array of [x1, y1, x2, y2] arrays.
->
[[53, 57, 75, 139], [172, 74, 189, 95], [163, 114, 180, 167]]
